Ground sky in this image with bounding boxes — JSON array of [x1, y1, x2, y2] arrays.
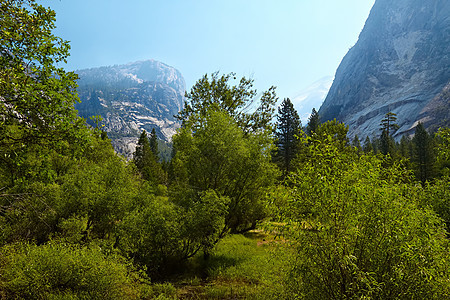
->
[[42, 0, 375, 100]]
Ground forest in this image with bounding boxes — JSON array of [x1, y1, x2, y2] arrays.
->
[[1, 1, 449, 299]]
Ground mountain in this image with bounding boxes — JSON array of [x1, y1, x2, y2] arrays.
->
[[291, 76, 333, 124], [319, 0, 450, 139], [75, 60, 185, 158]]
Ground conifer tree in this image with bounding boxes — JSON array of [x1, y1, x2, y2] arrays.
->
[[134, 130, 165, 184], [363, 136, 374, 153], [412, 122, 435, 184], [352, 135, 362, 152], [379, 112, 399, 156], [274, 98, 302, 176], [306, 108, 320, 136], [380, 112, 399, 137], [149, 128, 159, 159]]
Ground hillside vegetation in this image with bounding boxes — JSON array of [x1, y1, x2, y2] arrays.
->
[[1, 1, 449, 299]]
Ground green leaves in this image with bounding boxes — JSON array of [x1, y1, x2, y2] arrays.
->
[[172, 110, 277, 233], [177, 72, 277, 134], [282, 121, 450, 299], [0, 241, 142, 299]]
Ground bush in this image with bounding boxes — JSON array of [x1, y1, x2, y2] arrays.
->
[[0, 241, 143, 299], [283, 127, 450, 299]]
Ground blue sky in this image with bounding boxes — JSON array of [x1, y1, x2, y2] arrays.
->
[[43, 0, 375, 100]]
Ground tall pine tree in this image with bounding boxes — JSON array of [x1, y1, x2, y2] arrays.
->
[[379, 112, 399, 156], [134, 130, 166, 185], [275, 98, 302, 176], [412, 122, 435, 184], [306, 108, 320, 136], [149, 128, 159, 159]]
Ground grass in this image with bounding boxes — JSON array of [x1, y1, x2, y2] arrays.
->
[[150, 229, 291, 299]]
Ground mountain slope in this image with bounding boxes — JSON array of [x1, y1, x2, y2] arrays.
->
[[319, 0, 450, 139], [75, 60, 185, 158], [292, 76, 333, 124]]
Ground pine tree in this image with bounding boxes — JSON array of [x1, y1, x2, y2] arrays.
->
[[380, 112, 399, 137], [274, 98, 302, 176], [363, 136, 374, 153], [134, 130, 166, 184], [149, 128, 159, 159], [352, 135, 362, 153], [412, 122, 435, 184], [306, 108, 320, 136], [379, 112, 399, 156]]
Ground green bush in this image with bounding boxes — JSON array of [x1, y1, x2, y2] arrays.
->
[[283, 124, 450, 299], [0, 241, 142, 299]]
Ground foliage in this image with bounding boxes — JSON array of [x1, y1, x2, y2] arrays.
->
[[133, 130, 166, 185], [379, 112, 399, 137], [176, 71, 277, 134], [283, 124, 450, 299], [117, 190, 230, 277], [0, 0, 85, 165], [412, 122, 436, 184], [0, 241, 143, 299], [172, 110, 277, 234], [436, 127, 450, 176], [149, 128, 159, 158], [274, 98, 303, 177], [305, 108, 320, 136]]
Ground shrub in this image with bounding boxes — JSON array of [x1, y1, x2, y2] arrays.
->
[[0, 241, 142, 299]]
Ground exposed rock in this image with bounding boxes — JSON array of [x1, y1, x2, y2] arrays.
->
[[75, 60, 185, 158], [291, 76, 333, 124], [319, 0, 450, 139]]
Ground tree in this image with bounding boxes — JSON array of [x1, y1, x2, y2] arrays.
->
[[274, 98, 302, 176], [363, 136, 374, 153], [379, 128, 396, 156], [379, 112, 399, 156], [133, 130, 165, 185], [380, 112, 399, 137], [149, 128, 159, 159], [283, 130, 450, 299], [176, 72, 277, 134], [172, 110, 277, 234], [352, 135, 362, 153], [0, 0, 86, 187], [412, 122, 435, 184], [306, 108, 320, 136], [0, 0, 82, 147]]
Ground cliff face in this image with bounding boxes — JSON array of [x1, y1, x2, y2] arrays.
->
[[319, 0, 450, 139], [75, 60, 185, 158]]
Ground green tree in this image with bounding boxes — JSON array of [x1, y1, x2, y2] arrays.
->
[[412, 122, 435, 184], [283, 130, 450, 299], [363, 136, 374, 153], [133, 130, 166, 185], [172, 110, 277, 234], [274, 98, 302, 177], [379, 128, 396, 156], [352, 134, 362, 153], [149, 128, 159, 159], [436, 127, 450, 176], [306, 108, 320, 136], [176, 72, 277, 133], [0, 0, 86, 187], [380, 111, 400, 137]]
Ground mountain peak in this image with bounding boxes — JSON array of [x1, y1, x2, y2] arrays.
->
[[75, 59, 186, 158]]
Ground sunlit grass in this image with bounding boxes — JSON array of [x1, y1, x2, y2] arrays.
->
[[158, 229, 291, 299]]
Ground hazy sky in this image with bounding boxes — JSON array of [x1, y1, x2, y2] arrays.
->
[[43, 0, 375, 99]]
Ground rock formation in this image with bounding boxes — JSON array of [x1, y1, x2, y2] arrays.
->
[[75, 60, 185, 158], [319, 0, 450, 139]]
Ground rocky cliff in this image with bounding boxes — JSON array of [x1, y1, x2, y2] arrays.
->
[[75, 60, 185, 158], [319, 0, 450, 139]]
